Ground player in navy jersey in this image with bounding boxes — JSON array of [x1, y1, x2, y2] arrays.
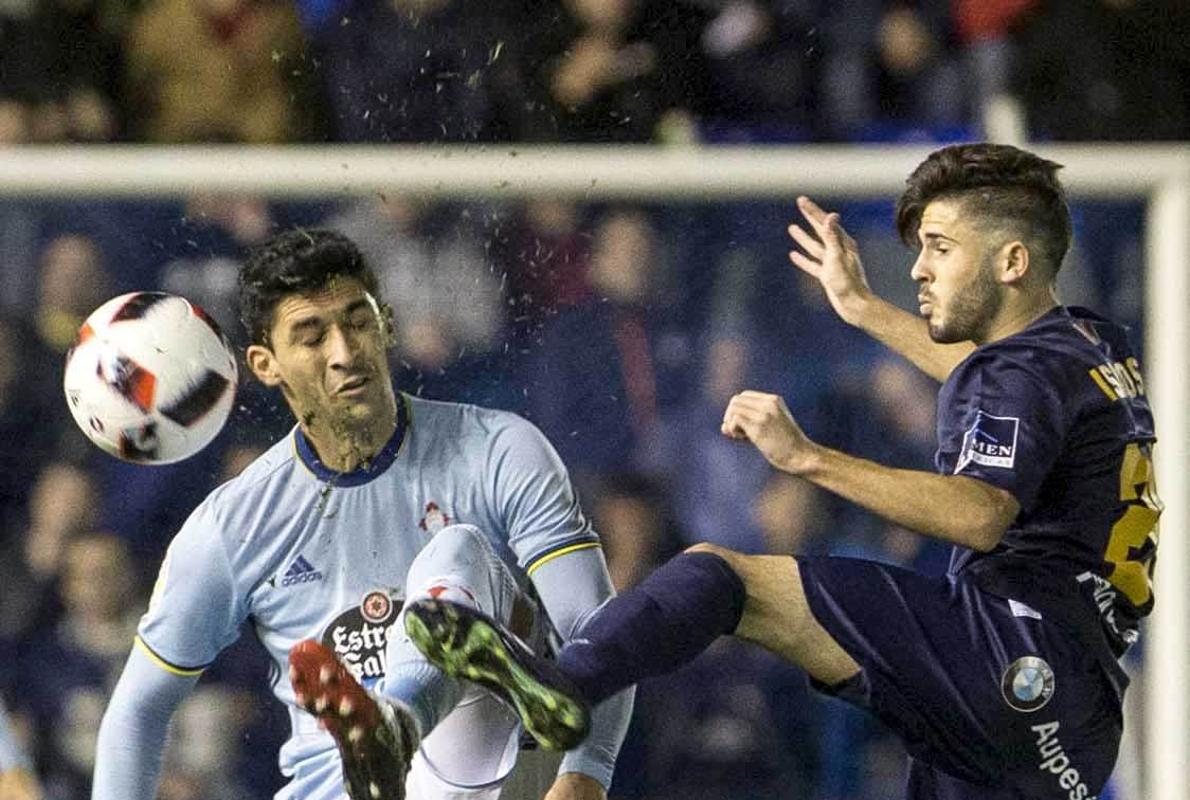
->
[[91, 230, 631, 800], [405, 143, 1160, 800]]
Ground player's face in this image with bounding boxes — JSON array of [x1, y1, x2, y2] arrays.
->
[[251, 277, 397, 434], [910, 199, 1003, 344]]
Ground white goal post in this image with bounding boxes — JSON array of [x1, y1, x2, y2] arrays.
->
[[1, 144, 1185, 800]]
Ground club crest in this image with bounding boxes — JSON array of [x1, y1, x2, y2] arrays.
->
[[418, 502, 451, 533]]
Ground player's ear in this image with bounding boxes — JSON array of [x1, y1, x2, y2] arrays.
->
[[998, 241, 1030, 284], [246, 343, 282, 387], [379, 303, 397, 348]]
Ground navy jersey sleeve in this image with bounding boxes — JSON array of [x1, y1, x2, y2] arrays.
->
[[936, 351, 1069, 511]]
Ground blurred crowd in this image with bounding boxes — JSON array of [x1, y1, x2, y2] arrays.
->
[[0, 0, 1179, 798], [0, 0, 1187, 146]]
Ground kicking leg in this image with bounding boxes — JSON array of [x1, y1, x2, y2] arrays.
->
[[408, 544, 859, 749], [381, 523, 525, 734], [405, 595, 592, 751], [688, 544, 860, 686], [288, 641, 420, 800], [555, 543, 858, 700], [289, 524, 528, 798]]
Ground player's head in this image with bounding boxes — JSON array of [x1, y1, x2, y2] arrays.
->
[[240, 229, 397, 437], [895, 143, 1072, 344]]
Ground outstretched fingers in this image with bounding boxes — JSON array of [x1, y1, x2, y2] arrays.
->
[[796, 195, 829, 228], [788, 223, 825, 258], [788, 225, 824, 276], [798, 195, 850, 244]]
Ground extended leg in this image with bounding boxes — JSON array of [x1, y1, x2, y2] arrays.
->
[[407, 544, 860, 749], [289, 525, 529, 799]]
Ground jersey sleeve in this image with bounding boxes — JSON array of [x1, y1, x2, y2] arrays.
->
[[487, 414, 600, 574], [936, 351, 1069, 511], [92, 646, 198, 800], [136, 499, 246, 675]]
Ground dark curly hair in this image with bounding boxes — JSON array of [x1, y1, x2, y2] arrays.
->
[[238, 229, 381, 345], [895, 144, 1072, 278]]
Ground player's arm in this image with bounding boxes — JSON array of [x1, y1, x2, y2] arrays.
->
[[93, 501, 244, 800], [493, 417, 633, 798], [788, 196, 975, 382], [92, 646, 199, 800], [723, 391, 1019, 551], [530, 548, 631, 799]]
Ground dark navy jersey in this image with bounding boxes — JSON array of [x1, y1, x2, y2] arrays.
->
[[936, 306, 1160, 658]]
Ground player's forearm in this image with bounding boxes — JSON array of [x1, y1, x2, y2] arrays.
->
[[92, 648, 196, 800], [532, 548, 632, 787], [846, 294, 975, 382], [793, 443, 1018, 551], [560, 686, 634, 789]]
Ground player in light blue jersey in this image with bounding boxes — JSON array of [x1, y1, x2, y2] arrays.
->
[[92, 230, 632, 800], [1, 699, 42, 800]]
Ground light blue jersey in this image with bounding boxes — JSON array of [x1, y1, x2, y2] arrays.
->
[[138, 393, 600, 791]]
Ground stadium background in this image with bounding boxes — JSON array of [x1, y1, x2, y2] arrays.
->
[[0, 1, 1186, 799]]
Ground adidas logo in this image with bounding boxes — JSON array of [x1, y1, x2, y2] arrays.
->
[[281, 555, 324, 587]]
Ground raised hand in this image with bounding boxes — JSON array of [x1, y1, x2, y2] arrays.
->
[[787, 196, 873, 325]]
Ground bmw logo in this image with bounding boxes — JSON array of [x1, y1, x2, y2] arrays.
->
[[1001, 656, 1055, 713]]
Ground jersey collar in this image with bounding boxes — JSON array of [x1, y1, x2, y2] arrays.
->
[[294, 393, 410, 487]]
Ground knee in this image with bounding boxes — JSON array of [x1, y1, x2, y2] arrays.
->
[[414, 523, 492, 567], [684, 541, 730, 556], [681, 544, 773, 606], [434, 523, 486, 547], [681, 542, 751, 592], [684, 541, 742, 567]]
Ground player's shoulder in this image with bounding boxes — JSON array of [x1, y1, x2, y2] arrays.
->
[[960, 306, 1128, 378], [212, 432, 298, 497], [405, 393, 538, 441], [187, 431, 300, 534]]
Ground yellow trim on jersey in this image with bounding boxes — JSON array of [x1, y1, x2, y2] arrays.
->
[[134, 635, 206, 677], [1088, 367, 1117, 401], [526, 542, 601, 576]]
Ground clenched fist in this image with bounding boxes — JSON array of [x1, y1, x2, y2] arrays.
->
[[721, 391, 816, 474]]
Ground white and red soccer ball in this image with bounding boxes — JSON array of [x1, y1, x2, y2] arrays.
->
[[63, 292, 238, 464]]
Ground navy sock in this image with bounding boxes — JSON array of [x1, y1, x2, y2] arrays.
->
[[557, 551, 747, 705]]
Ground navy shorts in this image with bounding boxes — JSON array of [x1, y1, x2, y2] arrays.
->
[[796, 556, 1122, 800]]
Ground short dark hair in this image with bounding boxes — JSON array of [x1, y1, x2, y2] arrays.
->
[[895, 143, 1073, 277], [238, 229, 380, 345]]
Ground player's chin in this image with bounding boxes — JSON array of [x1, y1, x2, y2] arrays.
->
[[336, 396, 384, 420], [926, 317, 960, 344]]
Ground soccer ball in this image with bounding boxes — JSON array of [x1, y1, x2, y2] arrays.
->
[[63, 292, 238, 464]]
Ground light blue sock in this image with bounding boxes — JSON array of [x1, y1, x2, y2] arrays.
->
[[379, 660, 462, 738]]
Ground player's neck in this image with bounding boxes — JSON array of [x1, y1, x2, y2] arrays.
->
[[301, 412, 398, 473], [978, 289, 1059, 346]]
